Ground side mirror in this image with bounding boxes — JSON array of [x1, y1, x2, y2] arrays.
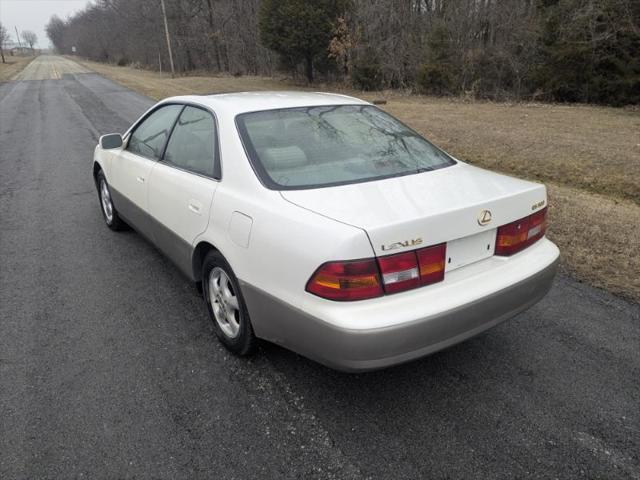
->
[[100, 133, 123, 149]]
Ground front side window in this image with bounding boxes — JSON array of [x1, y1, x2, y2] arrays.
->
[[163, 106, 217, 177], [236, 105, 455, 189], [127, 104, 183, 159]]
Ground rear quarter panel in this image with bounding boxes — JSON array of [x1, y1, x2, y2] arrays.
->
[[195, 185, 374, 310]]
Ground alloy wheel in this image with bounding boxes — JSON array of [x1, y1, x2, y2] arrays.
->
[[100, 179, 114, 224], [208, 267, 241, 338]]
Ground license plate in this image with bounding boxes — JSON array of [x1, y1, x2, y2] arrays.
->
[[445, 229, 496, 272]]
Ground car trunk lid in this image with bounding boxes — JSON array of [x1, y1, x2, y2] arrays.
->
[[281, 163, 547, 269]]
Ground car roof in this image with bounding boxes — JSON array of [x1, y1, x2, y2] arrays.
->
[[161, 91, 370, 116]]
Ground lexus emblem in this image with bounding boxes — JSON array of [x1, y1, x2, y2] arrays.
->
[[477, 209, 492, 226]]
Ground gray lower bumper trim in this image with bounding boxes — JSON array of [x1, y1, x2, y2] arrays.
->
[[240, 258, 558, 372]]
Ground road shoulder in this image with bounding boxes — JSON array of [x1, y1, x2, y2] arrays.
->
[[0, 56, 35, 82]]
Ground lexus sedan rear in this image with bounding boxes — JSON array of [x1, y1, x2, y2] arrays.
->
[[93, 91, 559, 371]]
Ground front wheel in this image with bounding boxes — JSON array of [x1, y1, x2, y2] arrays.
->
[[96, 170, 126, 231], [202, 251, 257, 355]]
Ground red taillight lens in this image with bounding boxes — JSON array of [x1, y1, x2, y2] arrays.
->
[[495, 207, 547, 256], [306, 259, 383, 301], [307, 244, 447, 301], [416, 243, 447, 285], [378, 251, 420, 293]]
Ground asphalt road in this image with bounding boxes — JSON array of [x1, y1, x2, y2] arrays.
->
[[11, 55, 91, 81], [1, 56, 639, 479]]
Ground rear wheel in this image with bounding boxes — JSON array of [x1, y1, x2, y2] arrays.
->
[[202, 250, 257, 355], [96, 170, 126, 231]]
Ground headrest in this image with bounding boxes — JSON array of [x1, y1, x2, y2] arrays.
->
[[260, 146, 308, 170]]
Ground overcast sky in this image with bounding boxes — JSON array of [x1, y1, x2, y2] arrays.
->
[[0, 0, 90, 48]]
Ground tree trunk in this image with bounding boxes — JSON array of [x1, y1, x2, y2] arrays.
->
[[0, 46, 5, 64], [305, 54, 314, 83]]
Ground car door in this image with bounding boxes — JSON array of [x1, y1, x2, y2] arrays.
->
[[147, 105, 220, 277], [110, 104, 183, 237]]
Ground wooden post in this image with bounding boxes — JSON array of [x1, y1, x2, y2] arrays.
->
[[159, 0, 175, 77], [15, 26, 22, 47]]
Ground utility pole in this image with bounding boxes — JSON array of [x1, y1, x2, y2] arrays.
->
[[15, 26, 22, 47], [159, 0, 175, 77]]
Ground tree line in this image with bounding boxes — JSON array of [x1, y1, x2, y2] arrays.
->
[[46, 0, 639, 105]]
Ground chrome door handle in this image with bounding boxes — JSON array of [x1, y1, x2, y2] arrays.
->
[[136, 176, 145, 183]]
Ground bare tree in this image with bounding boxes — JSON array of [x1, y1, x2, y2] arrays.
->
[[21, 30, 38, 50], [41, 0, 640, 105], [0, 22, 10, 63], [46, 16, 66, 54]]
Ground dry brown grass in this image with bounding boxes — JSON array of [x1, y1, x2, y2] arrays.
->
[[385, 97, 640, 204], [0, 56, 35, 81], [546, 184, 639, 301], [78, 59, 640, 302]]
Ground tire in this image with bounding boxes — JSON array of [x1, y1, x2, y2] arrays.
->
[[96, 170, 127, 231], [202, 250, 257, 355]]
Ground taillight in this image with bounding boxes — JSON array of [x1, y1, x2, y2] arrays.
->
[[495, 207, 547, 256], [306, 259, 383, 301], [307, 243, 447, 301], [416, 243, 447, 285], [378, 251, 420, 293]]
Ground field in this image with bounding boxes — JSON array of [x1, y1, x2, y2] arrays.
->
[[78, 59, 640, 301], [0, 56, 35, 81]]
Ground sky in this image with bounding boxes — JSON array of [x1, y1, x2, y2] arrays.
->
[[0, 0, 90, 48]]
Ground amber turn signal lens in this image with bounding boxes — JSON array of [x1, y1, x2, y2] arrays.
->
[[495, 208, 547, 256]]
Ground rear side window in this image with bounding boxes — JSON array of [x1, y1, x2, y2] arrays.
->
[[163, 106, 217, 177], [127, 104, 183, 159]]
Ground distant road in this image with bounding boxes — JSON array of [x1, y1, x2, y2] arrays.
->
[[1, 55, 639, 479], [11, 55, 90, 81]]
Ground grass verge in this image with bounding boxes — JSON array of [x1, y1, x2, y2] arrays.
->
[[78, 59, 640, 302], [0, 56, 35, 82]]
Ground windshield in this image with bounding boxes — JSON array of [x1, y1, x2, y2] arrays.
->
[[236, 105, 456, 189]]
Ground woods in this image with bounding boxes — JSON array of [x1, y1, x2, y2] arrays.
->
[[46, 0, 640, 105]]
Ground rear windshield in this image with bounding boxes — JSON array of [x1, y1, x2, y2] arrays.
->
[[236, 105, 455, 189]]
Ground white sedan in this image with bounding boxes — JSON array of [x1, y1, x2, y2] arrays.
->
[[93, 92, 559, 371]]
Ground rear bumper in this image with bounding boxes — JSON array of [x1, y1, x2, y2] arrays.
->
[[241, 240, 559, 372]]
